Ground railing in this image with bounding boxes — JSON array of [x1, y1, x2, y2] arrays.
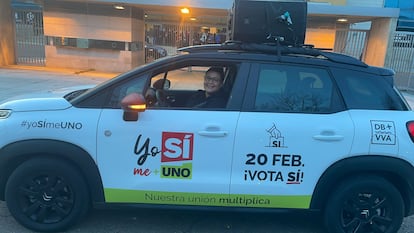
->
[[13, 6, 45, 66], [385, 32, 414, 91], [334, 29, 368, 60], [144, 22, 227, 62]]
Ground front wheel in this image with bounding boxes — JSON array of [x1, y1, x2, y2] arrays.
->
[[324, 176, 404, 233], [5, 158, 90, 232]]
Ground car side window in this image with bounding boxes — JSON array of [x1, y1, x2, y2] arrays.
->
[[333, 69, 407, 110], [254, 64, 338, 113], [146, 65, 238, 109], [145, 67, 206, 108]]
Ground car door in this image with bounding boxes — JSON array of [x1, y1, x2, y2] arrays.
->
[[96, 62, 248, 207], [229, 63, 355, 209], [332, 68, 402, 157]]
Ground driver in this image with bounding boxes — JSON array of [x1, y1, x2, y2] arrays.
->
[[186, 67, 227, 108]]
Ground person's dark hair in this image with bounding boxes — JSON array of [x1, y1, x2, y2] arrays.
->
[[206, 67, 225, 81]]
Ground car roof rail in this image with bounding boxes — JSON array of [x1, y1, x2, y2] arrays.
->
[[178, 41, 368, 67]]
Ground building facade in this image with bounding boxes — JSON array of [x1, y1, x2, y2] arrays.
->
[[1, 0, 400, 72], [384, 0, 414, 32], [382, 0, 414, 91]]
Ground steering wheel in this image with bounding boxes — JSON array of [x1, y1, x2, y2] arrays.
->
[[145, 88, 157, 106], [155, 89, 169, 107]]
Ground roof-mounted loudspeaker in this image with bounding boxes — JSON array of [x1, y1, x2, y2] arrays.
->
[[229, 0, 307, 46]]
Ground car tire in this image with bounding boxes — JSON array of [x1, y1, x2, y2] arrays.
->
[[5, 158, 90, 232], [324, 175, 404, 233]]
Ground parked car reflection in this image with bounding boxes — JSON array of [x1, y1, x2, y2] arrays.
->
[[145, 44, 167, 63]]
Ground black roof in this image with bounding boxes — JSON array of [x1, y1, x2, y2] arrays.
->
[[178, 42, 369, 68]]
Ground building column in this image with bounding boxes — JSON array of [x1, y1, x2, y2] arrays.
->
[[131, 7, 145, 68], [0, 0, 16, 66], [364, 17, 398, 67]]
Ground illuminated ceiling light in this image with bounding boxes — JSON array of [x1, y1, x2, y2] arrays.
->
[[337, 18, 348, 23], [190, 17, 197, 21], [181, 8, 190, 14], [114, 5, 125, 10]]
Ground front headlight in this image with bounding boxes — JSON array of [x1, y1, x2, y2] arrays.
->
[[0, 110, 12, 119]]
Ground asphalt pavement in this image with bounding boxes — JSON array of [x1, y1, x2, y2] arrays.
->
[[0, 66, 116, 102], [1, 66, 414, 233]]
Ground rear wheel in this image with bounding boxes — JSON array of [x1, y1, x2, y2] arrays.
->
[[324, 176, 404, 233], [5, 158, 90, 232]]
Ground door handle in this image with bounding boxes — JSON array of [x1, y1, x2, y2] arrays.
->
[[198, 130, 227, 137], [313, 130, 344, 141], [313, 135, 344, 141], [198, 125, 227, 137]]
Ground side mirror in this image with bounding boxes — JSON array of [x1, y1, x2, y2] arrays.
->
[[120, 93, 146, 121]]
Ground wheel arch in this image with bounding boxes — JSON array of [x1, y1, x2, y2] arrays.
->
[[0, 139, 105, 204], [310, 155, 414, 216]]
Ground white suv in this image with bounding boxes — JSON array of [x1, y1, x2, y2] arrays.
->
[[1, 43, 414, 233]]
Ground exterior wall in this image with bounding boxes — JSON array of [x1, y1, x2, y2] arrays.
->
[[0, 0, 16, 66], [43, 10, 144, 72], [44, 12, 132, 41], [97, 0, 233, 9], [346, 0, 384, 7], [99, 0, 378, 8], [385, 0, 414, 32], [365, 18, 397, 67], [6, 0, 399, 73], [88, 0, 389, 10], [44, 46, 134, 72], [305, 29, 336, 49], [310, 0, 346, 5], [131, 15, 145, 68]]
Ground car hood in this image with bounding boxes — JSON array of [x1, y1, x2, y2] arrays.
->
[[0, 85, 95, 112], [0, 85, 95, 103], [0, 98, 72, 112]]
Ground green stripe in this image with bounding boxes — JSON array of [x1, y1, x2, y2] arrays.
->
[[104, 188, 311, 209]]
